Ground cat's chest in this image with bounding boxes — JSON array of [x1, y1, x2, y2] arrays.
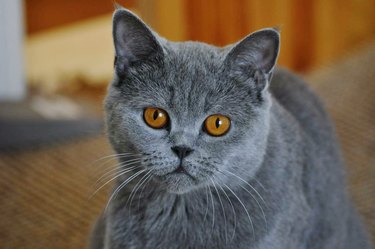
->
[[108, 186, 311, 249], [111, 211, 229, 249], [109, 199, 266, 249]]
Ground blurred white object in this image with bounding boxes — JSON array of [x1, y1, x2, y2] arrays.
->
[[0, 0, 26, 101], [30, 96, 82, 120]]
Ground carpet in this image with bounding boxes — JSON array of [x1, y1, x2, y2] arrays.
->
[[0, 41, 374, 248]]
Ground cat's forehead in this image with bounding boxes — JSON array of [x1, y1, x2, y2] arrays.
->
[[160, 43, 230, 111], [122, 41, 255, 121], [162, 42, 230, 89], [164, 41, 226, 72], [140, 42, 252, 119]]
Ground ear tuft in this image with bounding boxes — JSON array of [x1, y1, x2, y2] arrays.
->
[[112, 9, 163, 71], [112, 1, 122, 10]]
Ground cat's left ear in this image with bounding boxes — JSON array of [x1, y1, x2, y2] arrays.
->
[[224, 28, 280, 91]]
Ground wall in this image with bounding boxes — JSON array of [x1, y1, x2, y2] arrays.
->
[[144, 0, 375, 72], [24, 0, 375, 91]]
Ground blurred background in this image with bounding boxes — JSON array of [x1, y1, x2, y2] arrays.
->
[[0, 0, 374, 248]]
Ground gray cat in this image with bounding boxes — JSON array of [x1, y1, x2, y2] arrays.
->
[[90, 8, 372, 249]]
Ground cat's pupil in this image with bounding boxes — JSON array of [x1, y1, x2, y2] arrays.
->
[[215, 118, 221, 128], [153, 110, 159, 120]]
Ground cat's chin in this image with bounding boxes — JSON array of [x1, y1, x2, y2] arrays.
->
[[159, 172, 198, 194]]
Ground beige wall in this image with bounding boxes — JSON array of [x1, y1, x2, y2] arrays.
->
[[25, 1, 375, 92]]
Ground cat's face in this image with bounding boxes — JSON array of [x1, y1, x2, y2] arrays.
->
[[105, 9, 279, 194]]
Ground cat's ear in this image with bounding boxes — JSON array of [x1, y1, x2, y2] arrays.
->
[[224, 28, 280, 91], [112, 9, 163, 72]]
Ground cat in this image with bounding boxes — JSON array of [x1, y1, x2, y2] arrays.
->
[[89, 8, 373, 249]]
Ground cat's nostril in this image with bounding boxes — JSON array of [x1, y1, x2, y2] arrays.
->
[[171, 146, 194, 159]]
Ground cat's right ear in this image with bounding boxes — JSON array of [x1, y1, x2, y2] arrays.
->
[[112, 9, 163, 73]]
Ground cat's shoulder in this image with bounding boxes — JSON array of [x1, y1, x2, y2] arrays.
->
[[269, 67, 332, 136], [270, 67, 315, 101]]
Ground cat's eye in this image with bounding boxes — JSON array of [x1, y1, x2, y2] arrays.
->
[[143, 107, 169, 129], [204, 114, 231, 136]]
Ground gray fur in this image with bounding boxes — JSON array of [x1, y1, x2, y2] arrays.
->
[[89, 8, 372, 249]]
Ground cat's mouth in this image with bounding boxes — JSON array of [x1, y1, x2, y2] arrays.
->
[[167, 165, 195, 179], [172, 165, 187, 174], [151, 163, 195, 179]]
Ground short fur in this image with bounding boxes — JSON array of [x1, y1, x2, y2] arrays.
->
[[89, 8, 372, 249]]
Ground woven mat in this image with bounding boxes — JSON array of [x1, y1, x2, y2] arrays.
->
[[1, 43, 375, 248], [307, 41, 375, 242], [0, 136, 113, 249]]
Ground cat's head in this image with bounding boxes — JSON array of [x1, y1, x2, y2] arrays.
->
[[105, 9, 279, 194]]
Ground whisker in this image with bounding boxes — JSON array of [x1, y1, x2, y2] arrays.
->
[[218, 170, 267, 231], [105, 169, 148, 212], [91, 152, 141, 167], [210, 177, 228, 244], [94, 165, 143, 189], [137, 173, 154, 211], [253, 178, 266, 192], [92, 152, 134, 162], [208, 185, 215, 231], [203, 186, 209, 223], [126, 170, 154, 212], [91, 165, 142, 198], [93, 154, 142, 175], [214, 177, 237, 240], [221, 169, 268, 208], [222, 182, 255, 238], [239, 185, 268, 231], [220, 169, 268, 230], [94, 159, 142, 186]]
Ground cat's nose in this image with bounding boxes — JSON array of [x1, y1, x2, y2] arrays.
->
[[171, 146, 194, 159]]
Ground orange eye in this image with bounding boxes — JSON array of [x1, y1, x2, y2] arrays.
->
[[143, 107, 169, 129], [204, 114, 231, 136]]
